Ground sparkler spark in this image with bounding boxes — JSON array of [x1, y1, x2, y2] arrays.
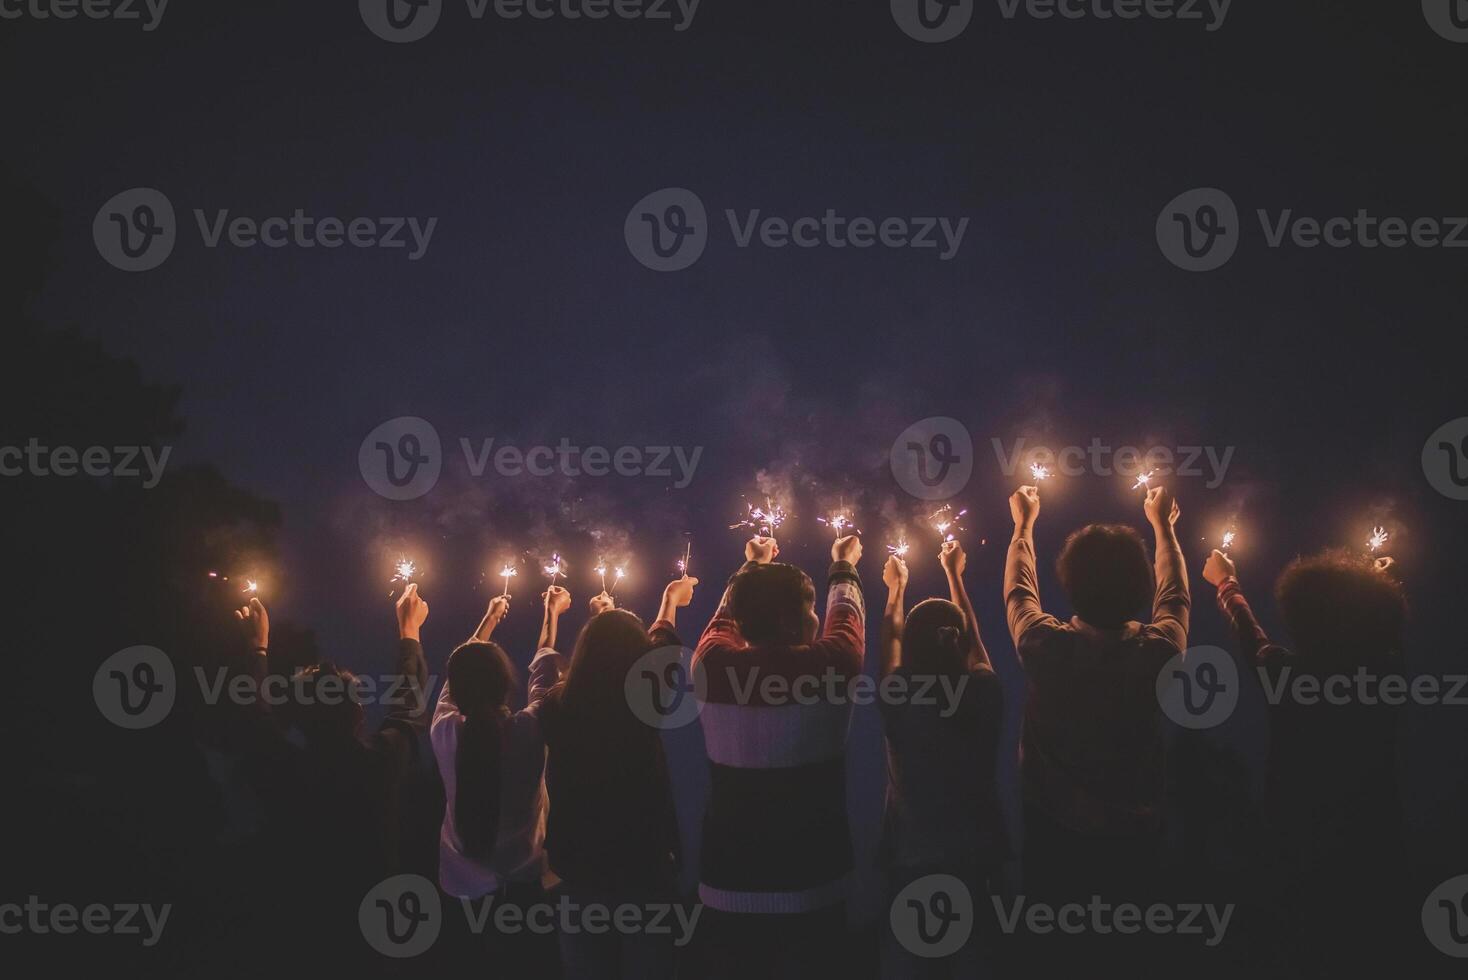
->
[[1132, 470, 1156, 491], [731, 498, 788, 538], [543, 553, 565, 587], [928, 504, 968, 542], [499, 563, 517, 596], [1368, 527, 1389, 552], [1221, 531, 1236, 552], [887, 541, 910, 558], [1030, 463, 1051, 482], [390, 559, 417, 585], [677, 541, 691, 577], [595, 558, 609, 593], [609, 565, 627, 595], [243, 579, 259, 595]]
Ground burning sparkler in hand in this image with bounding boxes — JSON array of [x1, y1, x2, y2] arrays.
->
[[499, 563, 517, 596], [610, 565, 627, 595], [929, 504, 967, 542], [1030, 462, 1051, 483], [731, 498, 788, 538], [1221, 530, 1236, 552], [1368, 527, 1389, 553], [887, 540, 910, 558], [543, 553, 565, 588], [1132, 470, 1157, 491], [388, 558, 417, 595], [677, 541, 692, 578]]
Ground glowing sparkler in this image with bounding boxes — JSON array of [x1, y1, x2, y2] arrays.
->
[[1132, 470, 1156, 491], [543, 553, 565, 588], [887, 541, 910, 558], [595, 558, 609, 593], [1030, 463, 1051, 482], [677, 541, 691, 577], [929, 504, 968, 542], [609, 565, 627, 595], [731, 498, 788, 538], [1221, 531, 1236, 552], [243, 579, 259, 595], [499, 563, 517, 596], [1368, 527, 1389, 552]]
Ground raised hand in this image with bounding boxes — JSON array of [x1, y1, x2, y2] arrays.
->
[[1010, 485, 1041, 529], [940, 539, 966, 578], [590, 592, 616, 615], [1202, 549, 1237, 587], [1145, 485, 1180, 530], [234, 597, 270, 651], [664, 575, 699, 608], [543, 585, 572, 617], [832, 534, 863, 565], [746, 536, 779, 564], [396, 582, 429, 640], [883, 555, 909, 594]]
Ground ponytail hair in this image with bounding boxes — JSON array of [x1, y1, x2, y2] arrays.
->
[[902, 599, 969, 677], [447, 641, 515, 864]]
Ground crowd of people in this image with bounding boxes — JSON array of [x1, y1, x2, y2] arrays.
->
[[207, 483, 1413, 978]]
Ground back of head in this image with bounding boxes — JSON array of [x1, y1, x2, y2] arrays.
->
[[288, 662, 364, 743], [1057, 524, 1155, 629], [561, 608, 652, 723], [1275, 550, 1407, 663], [902, 598, 968, 677], [446, 641, 515, 863], [729, 562, 816, 646]]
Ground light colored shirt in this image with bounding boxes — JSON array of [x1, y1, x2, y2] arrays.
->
[[431, 647, 564, 898]]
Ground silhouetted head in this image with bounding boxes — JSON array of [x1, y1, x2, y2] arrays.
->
[[1057, 524, 1155, 629], [562, 608, 653, 720], [288, 662, 365, 742], [1275, 550, 1407, 662], [902, 598, 968, 676], [729, 562, 818, 646], [446, 641, 516, 863]]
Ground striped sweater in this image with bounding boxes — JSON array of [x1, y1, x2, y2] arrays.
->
[[692, 560, 865, 913]]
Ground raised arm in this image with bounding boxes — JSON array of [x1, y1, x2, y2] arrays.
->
[[941, 540, 991, 670], [694, 536, 774, 663], [470, 594, 510, 643], [539, 585, 571, 651], [655, 574, 699, 632], [387, 583, 431, 735], [1004, 485, 1050, 646], [1203, 550, 1276, 664], [880, 554, 908, 677], [1144, 486, 1191, 651]]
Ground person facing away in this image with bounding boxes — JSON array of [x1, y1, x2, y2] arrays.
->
[[234, 586, 430, 966], [1200, 547, 1410, 971], [879, 540, 1010, 978], [539, 574, 700, 980], [430, 585, 569, 901], [689, 533, 865, 977], [1004, 483, 1189, 895]]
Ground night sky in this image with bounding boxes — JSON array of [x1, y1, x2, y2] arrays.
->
[[6, 0, 1467, 919]]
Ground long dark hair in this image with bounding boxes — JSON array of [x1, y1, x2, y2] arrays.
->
[[902, 598, 969, 677], [447, 640, 515, 863], [558, 609, 654, 728]]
